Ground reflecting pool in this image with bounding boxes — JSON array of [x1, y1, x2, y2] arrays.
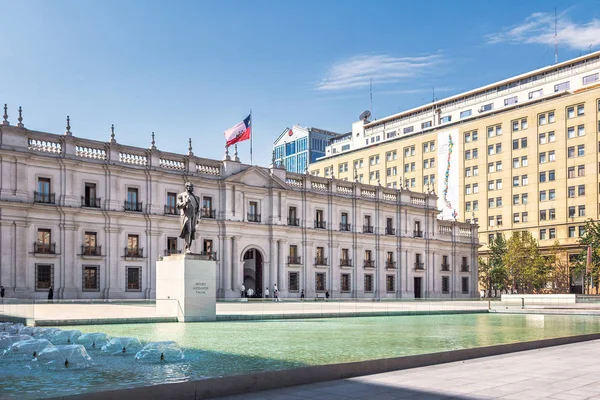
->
[[1, 313, 600, 399]]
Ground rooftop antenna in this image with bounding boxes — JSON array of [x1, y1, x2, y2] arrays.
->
[[554, 7, 558, 64], [369, 77, 373, 116]]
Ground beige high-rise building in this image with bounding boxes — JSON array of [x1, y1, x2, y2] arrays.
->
[[311, 51, 600, 276]]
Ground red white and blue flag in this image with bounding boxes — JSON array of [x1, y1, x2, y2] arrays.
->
[[224, 114, 252, 147]]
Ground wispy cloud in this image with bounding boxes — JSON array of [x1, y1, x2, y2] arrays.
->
[[316, 54, 444, 91], [377, 86, 457, 96], [486, 12, 600, 51]]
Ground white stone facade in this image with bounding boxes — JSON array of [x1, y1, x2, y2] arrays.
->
[[0, 121, 479, 299]]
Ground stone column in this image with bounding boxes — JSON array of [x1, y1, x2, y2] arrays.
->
[[0, 221, 13, 291], [15, 222, 28, 294], [268, 238, 276, 292], [232, 236, 240, 295], [278, 239, 287, 296], [62, 223, 78, 298], [220, 235, 230, 297]]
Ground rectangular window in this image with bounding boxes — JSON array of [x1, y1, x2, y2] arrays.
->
[[549, 112, 555, 123], [568, 167, 575, 178], [315, 273, 326, 292], [35, 264, 53, 291], [549, 209, 555, 220], [568, 186, 575, 198], [386, 275, 395, 292], [540, 229, 547, 240], [548, 131, 555, 142], [521, 137, 527, 148], [522, 212, 528, 222], [460, 110, 472, 119], [341, 273, 351, 292], [403, 126, 414, 134], [364, 274, 373, 293], [549, 189, 555, 200], [522, 175, 528, 186], [539, 133, 546, 144], [166, 236, 178, 255], [513, 213, 520, 223], [83, 182, 98, 208], [578, 125, 585, 137], [83, 231, 98, 255], [577, 104, 585, 116], [578, 165, 585, 177], [554, 81, 570, 92], [539, 172, 546, 183], [549, 151, 555, 162], [568, 107, 575, 119], [578, 185, 585, 196], [540, 210, 547, 220], [583, 73, 599, 85], [540, 153, 546, 163], [504, 96, 518, 106], [568, 127, 575, 138], [579, 205, 586, 217], [481, 103, 493, 112], [569, 227, 576, 238], [522, 194, 528, 204], [473, 201, 479, 211], [528, 89, 543, 99], [165, 192, 177, 215], [422, 121, 432, 129], [127, 234, 139, 257], [568, 146, 575, 158], [549, 228, 556, 239], [82, 266, 99, 291], [549, 170, 555, 181], [288, 272, 299, 292], [513, 139, 519, 150], [442, 276, 450, 294], [441, 116, 451, 123], [461, 277, 469, 294], [37, 228, 52, 253], [569, 206, 576, 218], [126, 266, 141, 291], [578, 145, 585, 157], [539, 114, 547, 125], [579, 226, 586, 237], [513, 177, 519, 187]]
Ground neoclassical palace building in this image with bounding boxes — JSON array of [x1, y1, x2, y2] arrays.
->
[[0, 110, 479, 299]]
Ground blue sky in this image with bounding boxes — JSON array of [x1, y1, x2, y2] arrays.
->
[[1, 0, 599, 166]]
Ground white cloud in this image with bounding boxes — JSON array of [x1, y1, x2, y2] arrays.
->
[[487, 12, 600, 51], [316, 54, 443, 91]]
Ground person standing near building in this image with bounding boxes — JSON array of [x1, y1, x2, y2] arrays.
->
[[0, 285, 5, 301], [48, 286, 54, 302], [273, 284, 278, 302], [264, 287, 270, 299], [300, 289, 305, 301], [325, 290, 330, 301], [240, 283, 245, 298]]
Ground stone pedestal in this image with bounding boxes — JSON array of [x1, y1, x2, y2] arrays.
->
[[156, 254, 217, 322]]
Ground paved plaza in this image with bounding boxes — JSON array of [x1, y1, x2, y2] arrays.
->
[[217, 339, 600, 400]]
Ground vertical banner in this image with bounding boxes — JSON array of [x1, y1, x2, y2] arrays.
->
[[437, 129, 459, 220]]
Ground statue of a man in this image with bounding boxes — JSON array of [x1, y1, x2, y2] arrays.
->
[[176, 182, 200, 253]]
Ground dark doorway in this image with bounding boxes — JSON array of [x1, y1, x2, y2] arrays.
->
[[414, 277, 422, 299], [243, 249, 263, 297]]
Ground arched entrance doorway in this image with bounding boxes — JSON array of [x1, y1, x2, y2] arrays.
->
[[242, 249, 263, 298]]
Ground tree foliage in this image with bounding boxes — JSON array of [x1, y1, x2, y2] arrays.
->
[[577, 219, 600, 293], [503, 231, 547, 293], [479, 235, 509, 297]]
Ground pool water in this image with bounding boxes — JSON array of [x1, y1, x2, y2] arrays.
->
[[2, 313, 600, 399]]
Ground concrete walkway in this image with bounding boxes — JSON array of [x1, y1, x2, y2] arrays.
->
[[217, 339, 600, 400]]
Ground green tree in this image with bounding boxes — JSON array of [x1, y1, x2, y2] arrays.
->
[[480, 234, 509, 297], [577, 219, 600, 294], [504, 231, 547, 293], [547, 240, 570, 293]]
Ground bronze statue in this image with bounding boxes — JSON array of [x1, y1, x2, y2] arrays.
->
[[177, 182, 200, 253]]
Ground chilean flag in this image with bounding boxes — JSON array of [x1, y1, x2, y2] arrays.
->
[[224, 114, 251, 147]]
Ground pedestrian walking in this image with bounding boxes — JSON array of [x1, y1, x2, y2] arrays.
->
[[0, 285, 5, 299], [300, 289, 305, 301], [264, 287, 270, 298], [247, 287, 254, 298], [325, 290, 330, 301], [48, 286, 54, 302], [240, 283, 245, 298], [273, 284, 278, 302]]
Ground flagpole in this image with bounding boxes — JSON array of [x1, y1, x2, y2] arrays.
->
[[250, 109, 253, 165]]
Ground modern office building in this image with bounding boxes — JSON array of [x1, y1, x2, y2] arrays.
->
[[311, 51, 600, 266], [0, 112, 478, 299], [272, 125, 342, 173]]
